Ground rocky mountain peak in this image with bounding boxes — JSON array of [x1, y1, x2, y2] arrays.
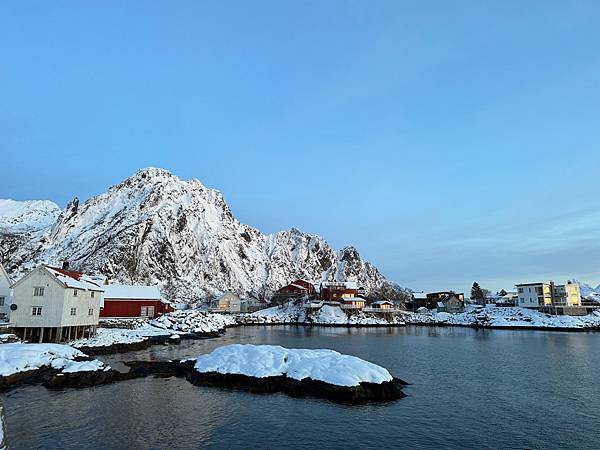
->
[[0, 169, 405, 303]]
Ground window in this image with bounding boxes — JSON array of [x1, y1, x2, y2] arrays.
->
[[517, 287, 523, 293], [32, 306, 42, 316], [33, 287, 45, 297], [88, 308, 94, 316], [70, 307, 77, 316], [91, 291, 95, 298], [0, 297, 5, 306], [140, 306, 155, 318], [73, 289, 78, 296]]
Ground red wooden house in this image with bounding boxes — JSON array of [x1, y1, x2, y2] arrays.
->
[[271, 279, 317, 304], [100, 284, 174, 319]]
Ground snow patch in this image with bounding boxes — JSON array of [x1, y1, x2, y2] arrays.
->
[[0, 343, 105, 376], [194, 344, 393, 387]]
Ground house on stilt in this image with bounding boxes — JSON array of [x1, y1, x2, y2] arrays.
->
[[9, 263, 103, 342]]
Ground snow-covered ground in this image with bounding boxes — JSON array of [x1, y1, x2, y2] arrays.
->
[[194, 344, 393, 387], [151, 310, 237, 334], [241, 302, 405, 326], [70, 311, 235, 348], [404, 306, 600, 329], [71, 324, 172, 349], [0, 344, 108, 377], [240, 301, 600, 330]]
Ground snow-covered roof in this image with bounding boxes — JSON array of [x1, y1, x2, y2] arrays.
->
[[373, 300, 393, 305], [341, 296, 365, 303], [217, 291, 239, 301], [412, 292, 427, 299], [104, 284, 162, 300], [437, 302, 445, 308], [321, 281, 359, 289], [44, 266, 104, 292]]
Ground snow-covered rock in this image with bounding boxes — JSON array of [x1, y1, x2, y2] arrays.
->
[[0, 168, 404, 303], [0, 343, 106, 377], [404, 306, 600, 329], [240, 301, 406, 326], [151, 310, 236, 334], [194, 344, 393, 387], [71, 324, 171, 348]]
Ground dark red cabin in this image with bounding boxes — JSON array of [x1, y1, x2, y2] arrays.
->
[[100, 285, 174, 319]]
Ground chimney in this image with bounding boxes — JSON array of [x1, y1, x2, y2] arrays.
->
[[62, 261, 70, 270]]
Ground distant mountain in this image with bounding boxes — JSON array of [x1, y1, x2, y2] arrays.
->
[[0, 168, 406, 303], [0, 199, 61, 272], [578, 281, 600, 303]]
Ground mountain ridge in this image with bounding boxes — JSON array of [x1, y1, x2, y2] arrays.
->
[[0, 168, 407, 303]]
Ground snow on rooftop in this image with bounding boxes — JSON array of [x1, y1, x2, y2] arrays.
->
[[373, 300, 393, 305], [44, 266, 104, 292], [104, 284, 162, 300], [194, 344, 393, 387]]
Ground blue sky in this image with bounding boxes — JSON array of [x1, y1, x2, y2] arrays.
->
[[2, 1, 600, 293]]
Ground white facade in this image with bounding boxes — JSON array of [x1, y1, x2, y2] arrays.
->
[[0, 264, 11, 321], [217, 291, 241, 313], [10, 265, 103, 341], [516, 281, 581, 308]]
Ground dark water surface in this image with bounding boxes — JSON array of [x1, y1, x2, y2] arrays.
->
[[3, 326, 600, 449]]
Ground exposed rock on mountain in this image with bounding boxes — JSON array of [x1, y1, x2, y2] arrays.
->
[[0, 168, 405, 303]]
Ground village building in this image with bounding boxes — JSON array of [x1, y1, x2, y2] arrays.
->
[[435, 294, 465, 313], [516, 281, 583, 314], [240, 297, 266, 313], [340, 296, 366, 310], [216, 291, 241, 313], [408, 291, 464, 311], [406, 292, 427, 311], [100, 284, 174, 319], [0, 264, 11, 322], [488, 291, 518, 307], [271, 279, 316, 304], [371, 300, 394, 310], [10, 264, 103, 343], [319, 281, 359, 302]]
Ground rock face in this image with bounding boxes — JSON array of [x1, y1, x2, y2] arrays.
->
[[186, 371, 407, 404], [0, 168, 406, 303]]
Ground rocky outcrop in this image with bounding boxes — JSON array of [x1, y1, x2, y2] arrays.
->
[[186, 371, 407, 404], [1, 168, 407, 303], [0, 358, 407, 404]]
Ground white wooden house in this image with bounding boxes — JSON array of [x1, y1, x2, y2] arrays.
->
[[0, 264, 11, 321], [216, 291, 241, 313], [10, 265, 104, 342]]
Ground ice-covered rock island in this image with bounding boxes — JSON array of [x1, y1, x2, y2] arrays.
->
[[188, 344, 407, 403]]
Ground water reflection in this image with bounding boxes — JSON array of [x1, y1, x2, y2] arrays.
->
[[3, 326, 600, 449]]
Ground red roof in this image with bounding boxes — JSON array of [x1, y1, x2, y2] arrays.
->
[[47, 266, 85, 281]]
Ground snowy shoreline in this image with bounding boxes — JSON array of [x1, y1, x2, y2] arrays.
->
[[239, 303, 600, 332]]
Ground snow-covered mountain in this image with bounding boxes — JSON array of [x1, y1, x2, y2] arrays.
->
[[0, 199, 61, 269], [0, 168, 405, 303], [578, 281, 600, 303]]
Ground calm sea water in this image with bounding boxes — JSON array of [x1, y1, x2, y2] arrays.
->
[[3, 326, 600, 449]]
